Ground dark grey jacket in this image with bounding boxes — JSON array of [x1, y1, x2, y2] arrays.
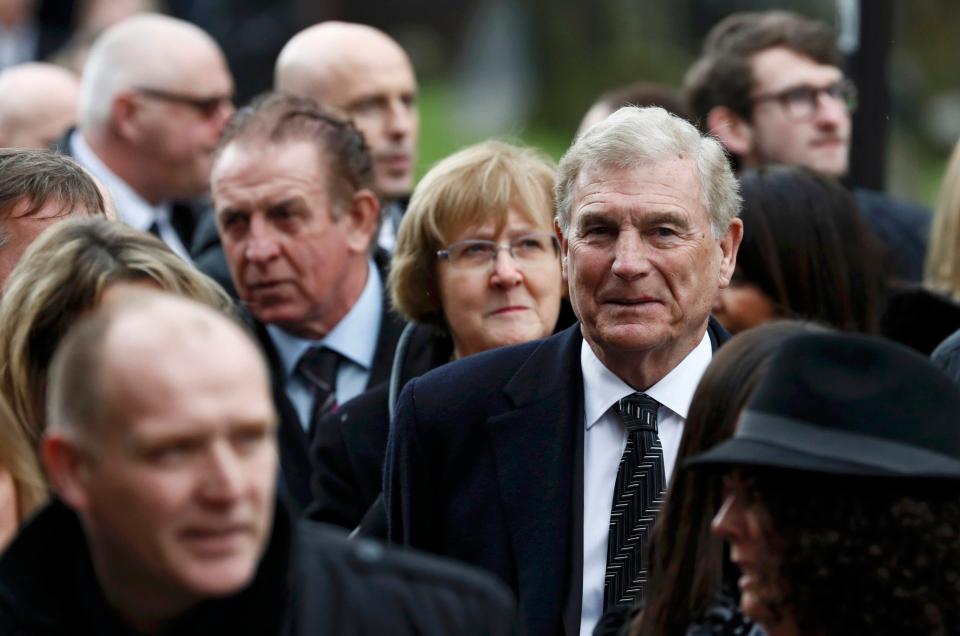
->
[[0, 499, 518, 635]]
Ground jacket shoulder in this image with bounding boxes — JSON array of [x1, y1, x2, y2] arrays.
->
[[293, 522, 516, 635]]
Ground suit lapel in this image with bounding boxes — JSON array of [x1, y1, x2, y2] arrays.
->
[[367, 249, 406, 388], [707, 315, 731, 351], [247, 317, 313, 511], [486, 325, 584, 634]]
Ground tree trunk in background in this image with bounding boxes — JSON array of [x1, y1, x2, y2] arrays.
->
[[845, 0, 892, 191]]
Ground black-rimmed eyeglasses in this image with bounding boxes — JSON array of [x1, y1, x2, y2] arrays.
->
[[750, 78, 857, 121], [133, 86, 233, 119]]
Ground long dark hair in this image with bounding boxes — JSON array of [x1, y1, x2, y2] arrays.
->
[[735, 165, 884, 332], [632, 321, 816, 636], [746, 472, 960, 635]]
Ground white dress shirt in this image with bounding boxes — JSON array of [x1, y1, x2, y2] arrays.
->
[[70, 130, 192, 261], [266, 263, 383, 430], [579, 332, 712, 636]]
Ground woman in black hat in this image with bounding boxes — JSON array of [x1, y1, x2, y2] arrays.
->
[[691, 332, 960, 635]]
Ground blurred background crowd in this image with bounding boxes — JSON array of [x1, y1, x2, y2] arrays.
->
[[4, 0, 959, 204]]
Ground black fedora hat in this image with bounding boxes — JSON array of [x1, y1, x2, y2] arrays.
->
[[687, 332, 960, 478]]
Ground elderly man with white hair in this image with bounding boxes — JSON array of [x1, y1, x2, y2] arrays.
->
[[384, 106, 743, 636], [0, 62, 79, 149], [57, 13, 234, 261]]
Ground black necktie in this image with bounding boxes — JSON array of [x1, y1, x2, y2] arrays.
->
[[297, 347, 341, 432], [604, 392, 665, 609]]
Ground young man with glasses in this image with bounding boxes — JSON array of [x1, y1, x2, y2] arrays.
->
[[686, 10, 930, 282], [56, 14, 235, 262]]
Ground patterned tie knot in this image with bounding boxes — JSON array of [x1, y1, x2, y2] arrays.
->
[[617, 393, 659, 433], [297, 346, 341, 425], [298, 347, 341, 393]]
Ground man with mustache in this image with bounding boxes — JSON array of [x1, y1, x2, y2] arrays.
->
[[385, 106, 742, 636], [275, 21, 419, 253], [210, 93, 432, 511], [0, 290, 516, 635], [56, 14, 235, 262], [685, 10, 930, 282]]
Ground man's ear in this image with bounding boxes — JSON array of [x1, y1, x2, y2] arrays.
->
[[706, 106, 754, 161], [717, 217, 744, 289], [42, 435, 92, 511], [554, 218, 569, 285], [110, 92, 142, 143], [339, 189, 380, 254]]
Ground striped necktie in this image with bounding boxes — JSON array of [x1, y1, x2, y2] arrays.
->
[[603, 392, 665, 609], [297, 346, 341, 433]]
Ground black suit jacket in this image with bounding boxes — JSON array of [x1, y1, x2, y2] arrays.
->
[[384, 319, 728, 636], [247, 266, 434, 512], [0, 498, 518, 636], [308, 302, 579, 533], [307, 325, 451, 529], [852, 187, 930, 283], [52, 129, 207, 256], [192, 211, 238, 297]]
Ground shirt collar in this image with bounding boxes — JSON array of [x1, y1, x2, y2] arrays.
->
[[266, 261, 382, 378], [581, 329, 712, 430], [70, 130, 169, 232]]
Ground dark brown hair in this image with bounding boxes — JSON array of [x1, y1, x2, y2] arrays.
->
[[736, 165, 884, 333], [0, 148, 103, 242], [745, 472, 960, 635], [588, 82, 692, 123], [633, 321, 817, 636], [216, 91, 373, 212], [685, 10, 842, 128]]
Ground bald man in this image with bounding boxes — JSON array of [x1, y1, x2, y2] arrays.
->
[[0, 63, 79, 149], [276, 22, 418, 251], [0, 290, 517, 634], [57, 13, 234, 261]]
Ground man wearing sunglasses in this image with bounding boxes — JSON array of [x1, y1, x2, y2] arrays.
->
[[686, 10, 930, 282], [55, 14, 234, 262]]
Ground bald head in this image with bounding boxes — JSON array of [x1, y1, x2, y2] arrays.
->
[[277, 22, 409, 102], [47, 290, 268, 444], [76, 13, 234, 203], [276, 22, 419, 200], [78, 13, 231, 132], [0, 63, 79, 149]]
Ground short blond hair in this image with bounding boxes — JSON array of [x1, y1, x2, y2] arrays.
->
[[0, 217, 234, 448], [388, 140, 556, 327]]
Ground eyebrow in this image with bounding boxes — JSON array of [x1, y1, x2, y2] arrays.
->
[[642, 212, 691, 230], [216, 197, 304, 219], [575, 209, 691, 229]]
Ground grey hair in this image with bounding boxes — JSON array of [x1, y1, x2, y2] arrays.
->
[[78, 14, 221, 132], [555, 106, 741, 238]]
